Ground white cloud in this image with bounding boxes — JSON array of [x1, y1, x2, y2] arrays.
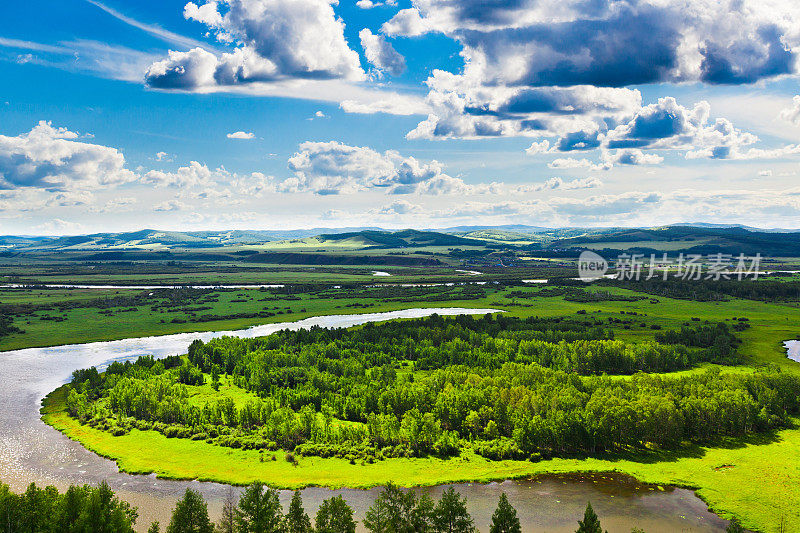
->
[[520, 177, 603, 192], [398, 0, 800, 86], [339, 94, 428, 115], [143, 161, 214, 188], [284, 140, 477, 195], [0, 37, 160, 83], [780, 95, 800, 125], [86, 0, 209, 50], [227, 131, 255, 139], [373, 199, 423, 215], [356, 0, 397, 8], [90, 196, 138, 213], [525, 140, 551, 155], [406, 76, 641, 140], [394, 0, 800, 167], [146, 0, 364, 89], [359, 29, 406, 77], [381, 8, 433, 37], [603, 149, 664, 166], [548, 158, 610, 171], [153, 199, 186, 212], [0, 121, 136, 191]]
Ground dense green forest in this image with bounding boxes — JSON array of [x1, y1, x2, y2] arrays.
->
[[63, 315, 800, 463], [604, 277, 800, 302], [0, 481, 137, 532]]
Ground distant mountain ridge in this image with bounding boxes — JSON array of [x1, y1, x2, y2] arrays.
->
[[1, 225, 799, 256]]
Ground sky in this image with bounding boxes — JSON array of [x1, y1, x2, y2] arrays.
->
[[2, 0, 800, 234]]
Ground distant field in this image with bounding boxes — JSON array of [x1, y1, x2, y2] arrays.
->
[[0, 284, 502, 350], [581, 239, 716, 251]]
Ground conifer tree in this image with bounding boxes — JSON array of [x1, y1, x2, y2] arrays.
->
[[489, 493, 521, 533]]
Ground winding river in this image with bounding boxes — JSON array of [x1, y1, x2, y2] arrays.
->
[[0, 308, 730, 531]]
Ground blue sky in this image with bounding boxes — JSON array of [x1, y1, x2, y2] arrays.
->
[[2, 0, 800, 234]]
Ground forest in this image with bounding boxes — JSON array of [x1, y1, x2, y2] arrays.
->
[[62, 314, 800, 463]]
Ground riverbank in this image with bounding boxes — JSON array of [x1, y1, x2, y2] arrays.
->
[[42, 385, 800, 532]]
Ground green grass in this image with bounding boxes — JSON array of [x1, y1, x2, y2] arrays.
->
[[0, 287, 504, 350]]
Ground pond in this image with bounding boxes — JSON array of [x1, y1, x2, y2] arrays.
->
[[0, 307, 729, 531]]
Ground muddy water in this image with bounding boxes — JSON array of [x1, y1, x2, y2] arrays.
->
[[0, 307, 729, 531]]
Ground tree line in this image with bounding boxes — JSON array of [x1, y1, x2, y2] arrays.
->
[[9, 477, 734, 533], [62, 314, 800, 462]]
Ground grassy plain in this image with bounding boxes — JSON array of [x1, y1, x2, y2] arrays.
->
[[0, 285, 503, 350], [36, 282, 800, 531]]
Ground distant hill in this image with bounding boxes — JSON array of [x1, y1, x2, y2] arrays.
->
[[1, 228, 384, 251], [438, 225, 555, 233], [319, 229, 484, 248], [550, 226, 800, 256], [670, 223, 800, 233], [2, 225, 800, 257]]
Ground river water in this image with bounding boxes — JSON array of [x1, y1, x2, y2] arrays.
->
[[785, 340, 800, 363], [0, 307, 729, 531]]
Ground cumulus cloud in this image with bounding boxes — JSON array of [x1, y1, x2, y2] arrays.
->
[[0, 121, 136, 191], [145, 0, 364, 89], [227, 131, 255, 139], [391, 0, 800, 86], [356, 0, 397, 9], [143, 161, 275, 199], [359, 29, 406, 77], [407, 74, 641, 140], [525, 140, 551, 155], [604, 149, 664, 166], [143, 161, 215, 188], [780, 95, 800, 125], [153, 199, 186, 212], [284, 140, 477, 195], [520, 177, 603, 192], [535, 97, 799, 165], [374, 199, 423, 215], [547, 158, 610, 171], [381, 8, 433, 37], [393, 0, 800, 164]]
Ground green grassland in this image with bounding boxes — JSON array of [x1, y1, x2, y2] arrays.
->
[[37, 281, 800, 532], [0, 285, 503, 350]]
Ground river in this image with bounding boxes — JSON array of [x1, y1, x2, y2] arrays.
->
[[0, 308, 729, 531], [785, 340, 800, 363]]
